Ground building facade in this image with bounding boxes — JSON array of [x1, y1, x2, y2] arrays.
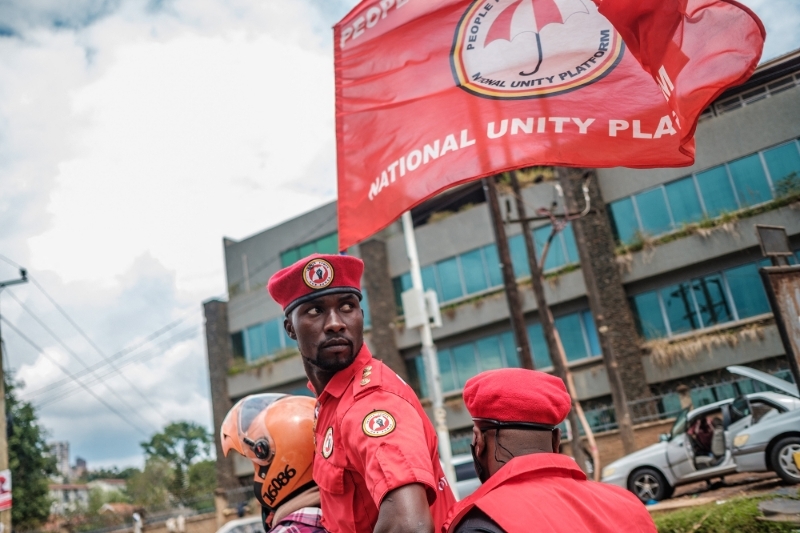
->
[[206, 50, 800, 477]]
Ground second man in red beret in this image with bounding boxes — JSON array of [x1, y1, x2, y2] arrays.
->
[[444, 368, 657, 533]]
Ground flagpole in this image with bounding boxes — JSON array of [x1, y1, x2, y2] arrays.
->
[[401, 211, 459, 499]]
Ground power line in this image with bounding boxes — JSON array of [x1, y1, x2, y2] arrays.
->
[[23, 275, 172, 423], [4, 291, 161, 432], [0, 316, 152, 437], [22, 313, 197, 401], [36, 325, 201, 408]]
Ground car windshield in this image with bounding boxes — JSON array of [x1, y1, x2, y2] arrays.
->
[[670, 408, 689, 440]]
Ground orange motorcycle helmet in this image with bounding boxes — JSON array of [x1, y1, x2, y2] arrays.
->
[[220, 394, 316, 512]]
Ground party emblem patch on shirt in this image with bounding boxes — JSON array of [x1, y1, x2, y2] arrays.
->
[[322, 426, 334, 459], [303, 259, 334, 290], [362, 410, 396, 437]]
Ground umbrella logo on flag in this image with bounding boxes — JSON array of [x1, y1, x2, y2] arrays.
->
[[451, 0, 625, 99]]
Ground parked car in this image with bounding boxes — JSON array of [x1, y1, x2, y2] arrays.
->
[[452, 453, 481, 499], [728, 366, 800, 485], [601, 366, 800, 503]]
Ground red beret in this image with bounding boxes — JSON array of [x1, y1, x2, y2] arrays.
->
[[463, 368, 571, 427], [267, 254, 363, 314]]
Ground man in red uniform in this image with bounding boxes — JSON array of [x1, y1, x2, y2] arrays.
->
[[444, 368, 657, 533], [268, 254, 456, 533]]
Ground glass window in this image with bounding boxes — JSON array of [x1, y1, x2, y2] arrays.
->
[[500, 331, 520, 368], [563, 223, 580, 264], [635, 188, 672, 236], [691, 274, 733, 327], [437, 350, 458, 393], [280, 248, 300, 268], [299, 241, 316, 258], [608, 198, 639, 244], [660, 394, 683, 417], [691, 388, 716, 407], [696, 166, 738, 217], [763, 142, 800, 187], [725, 263, 770, 318], [392, 274, 411, 314], [555, 313, 588, 362], [436, 257, 463, 302], [665, 177, 704, 225], [527, 323, 552, 369], [264, 319, 283, 354], [630, 292, 667, 339], [452, 344, 479, 388], [460, 249, 489, 294], [316, 233, 339, 254], [582, 310, 601, 356], [714, 383, 737, 401], [476, 337, 503, 371], [508, 234, 530, 278], [661, 282, 699, 334], [245, 324, 267, 361], [534, 224, 566, 271], [361, 288, 371, 329], [728, 154, 772, 207], [413, 357, 428, 398], [483, 244, 503, 287], [421, 265, 439, 300]]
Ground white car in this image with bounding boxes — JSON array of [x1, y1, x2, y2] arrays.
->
[[601, 366, 800, 503], [215, 516, 263, 533], [452, 453, 481, 499]]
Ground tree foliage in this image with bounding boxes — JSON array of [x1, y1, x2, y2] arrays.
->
[[125, 458, 173, 510], [140, 422, 212, 505], [5, 378, 57, 531]]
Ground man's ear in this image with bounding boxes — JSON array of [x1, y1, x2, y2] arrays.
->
[[472, 426, 485, 456], [284, 317, 297, 340], [552, 428, 562, 454]]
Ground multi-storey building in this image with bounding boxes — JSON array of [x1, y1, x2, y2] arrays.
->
[[205, 49, 800, 480]]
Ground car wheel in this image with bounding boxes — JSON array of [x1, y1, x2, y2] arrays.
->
[[628, 467, 670, 503], [771, 436, 800, 484]]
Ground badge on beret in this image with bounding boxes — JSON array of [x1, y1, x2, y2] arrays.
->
[[362, 411, 396, 437], [303, 259, 334, 290], [322, 426, 334, 458]]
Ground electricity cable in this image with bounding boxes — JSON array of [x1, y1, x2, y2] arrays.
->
[[5, 291, 161, 432], [0, 316, 151, 437]]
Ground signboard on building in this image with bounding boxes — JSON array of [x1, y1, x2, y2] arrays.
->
[[0, 469, 12, 511], [761, 265, 800, 388]]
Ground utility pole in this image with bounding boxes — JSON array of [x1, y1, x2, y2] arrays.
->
[[482, 177, 534, 370], [559, 168, 650, 455], [0, 268, 28, 532], [506, 171, 598, 479]]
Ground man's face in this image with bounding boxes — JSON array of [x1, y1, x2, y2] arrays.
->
[[285, 292, 364, 373]]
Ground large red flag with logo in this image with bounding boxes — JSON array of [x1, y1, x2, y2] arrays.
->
[[334, 0, 764, 250]]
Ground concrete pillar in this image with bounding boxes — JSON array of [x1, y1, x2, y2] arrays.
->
[[560, 169, 651, 453], [203, 299, 239, 492], [359, 239, 409, 380]]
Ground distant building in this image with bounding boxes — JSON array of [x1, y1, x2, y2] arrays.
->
[[88, 479, 126, 494], [49, 484, 89, 515], [72, 457, 87, 480], [48, 442, 71, 482]]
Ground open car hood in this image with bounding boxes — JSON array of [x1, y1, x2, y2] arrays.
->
[[727, 365, 798, 399]]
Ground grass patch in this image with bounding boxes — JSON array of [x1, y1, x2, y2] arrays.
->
[[654, 492, 800, 533]]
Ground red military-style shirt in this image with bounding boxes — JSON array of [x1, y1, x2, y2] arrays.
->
[[311, 344, 456, 533], [444, 453, 656, 533]]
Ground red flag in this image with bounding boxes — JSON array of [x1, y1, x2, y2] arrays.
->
[[334, 0, 764, 250]]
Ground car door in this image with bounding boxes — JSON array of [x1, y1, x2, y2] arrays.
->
[[725, 396, 753, 446], [665, 409, 696, 481]]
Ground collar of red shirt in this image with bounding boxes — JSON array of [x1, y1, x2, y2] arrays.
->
[[306, 343, 373, 399]]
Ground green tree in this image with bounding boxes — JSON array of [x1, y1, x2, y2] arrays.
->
[[140, 422, 211, 504], [5, 378, 57, 530], [125, 458, 172, 510]]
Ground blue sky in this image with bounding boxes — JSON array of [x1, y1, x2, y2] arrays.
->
[[0, 0, 798, 469]]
